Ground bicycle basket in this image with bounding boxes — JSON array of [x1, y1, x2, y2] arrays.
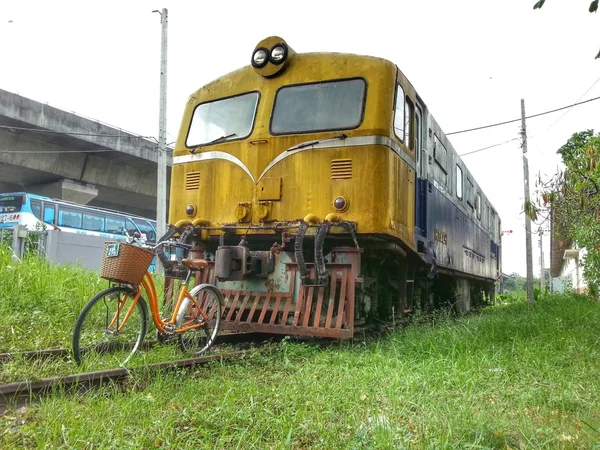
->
[[100, 242, 155, 284]]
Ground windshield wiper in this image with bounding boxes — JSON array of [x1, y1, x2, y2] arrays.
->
[[287, 133, 347, 152], [190, 133, 237, 154]]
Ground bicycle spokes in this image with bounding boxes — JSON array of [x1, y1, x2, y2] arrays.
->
[[72, 287, 148, 367], [176, 284, 223, 355]]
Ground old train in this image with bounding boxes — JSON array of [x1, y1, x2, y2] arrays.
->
[[162, 36, 501, 339]]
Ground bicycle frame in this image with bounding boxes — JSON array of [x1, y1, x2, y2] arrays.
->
[[119, 270, 208, 334]]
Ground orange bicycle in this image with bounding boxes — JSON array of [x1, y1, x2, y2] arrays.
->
[[72, 238, 223, 366]]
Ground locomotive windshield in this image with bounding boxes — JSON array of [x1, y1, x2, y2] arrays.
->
[[270, 78, 366, 134], [186, 92, 259, 147]]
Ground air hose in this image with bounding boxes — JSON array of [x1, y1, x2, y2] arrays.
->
[[294, 220, 310, 282], [314, 221, 331, 285]]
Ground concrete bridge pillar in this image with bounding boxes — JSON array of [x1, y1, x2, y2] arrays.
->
[[29, 179, 98, 205]]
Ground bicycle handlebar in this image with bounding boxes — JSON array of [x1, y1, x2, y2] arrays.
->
[[124, 230, 192, 252]]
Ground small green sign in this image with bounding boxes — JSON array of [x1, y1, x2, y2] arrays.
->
[[105, 243, 120, 258]]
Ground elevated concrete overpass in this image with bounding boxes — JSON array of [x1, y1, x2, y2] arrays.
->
[[0, 88, 172, 218]]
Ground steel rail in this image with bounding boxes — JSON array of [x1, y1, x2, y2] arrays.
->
[[0, 332, 279, 363], [0, 351, 244, 413]]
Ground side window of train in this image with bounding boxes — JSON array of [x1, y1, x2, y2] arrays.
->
[[415, 106, 424, 175], [393, 84, 406, 142], [456, 165, 463, 200], [405, 98, 414, 150], [433, 135, 448, 187], [466, 179, 474, 211], [476, 193, 482, 220]]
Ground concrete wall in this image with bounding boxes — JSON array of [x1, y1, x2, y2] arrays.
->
[[44, 230, 119, 271]]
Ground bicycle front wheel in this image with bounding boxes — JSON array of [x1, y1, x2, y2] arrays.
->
[[177, 284, 223, 355], [72, 286, 148, 367]]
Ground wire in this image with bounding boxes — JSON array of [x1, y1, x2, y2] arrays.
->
[[2, 148, 123, 154], [545, 75, 600, 130], [447, 95, 600, 136], [0, 124, 158, 141], [1, 146, 175, 154], [459, 138, 519, 157]]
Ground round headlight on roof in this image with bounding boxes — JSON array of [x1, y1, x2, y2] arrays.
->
[[269, 44, 287, 65], [251, 48, 268, 68]]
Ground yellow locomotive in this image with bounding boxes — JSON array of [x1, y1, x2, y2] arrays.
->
[[166, 37, 501, 338]]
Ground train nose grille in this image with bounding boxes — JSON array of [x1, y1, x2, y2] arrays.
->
[[186, 171, 200, 190], [330, 159, 352, 180]]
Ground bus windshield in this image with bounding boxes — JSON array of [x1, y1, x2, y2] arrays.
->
[[270, 78, 366, 134], [0, 195, 23, 213], [186, 92, 259, 148]]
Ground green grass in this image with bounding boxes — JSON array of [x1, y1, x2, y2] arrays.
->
[[0, 245, 178, 380], [2, 247, 600, 448]]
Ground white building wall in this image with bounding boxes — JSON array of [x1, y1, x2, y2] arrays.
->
[[553, 248, 588, 293]]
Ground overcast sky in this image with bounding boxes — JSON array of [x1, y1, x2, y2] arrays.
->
[[2, 0, 599, 276]]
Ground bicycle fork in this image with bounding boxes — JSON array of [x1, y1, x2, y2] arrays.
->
[[106, 289, 142, 335]]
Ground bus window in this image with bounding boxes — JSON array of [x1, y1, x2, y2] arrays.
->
[[0, 195, 23, 213], [30, 200, 42, 219], [44, 205, 56, 224], [130, 218, 157, 242], [83, 213, 105, 232], [126, 218, 138, 235], [58, 207, 83, 228], [106, 215, 126, 235]]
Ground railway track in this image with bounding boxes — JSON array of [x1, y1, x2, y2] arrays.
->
[[0, 351, 243, 414], [0, 332, 280, 363], [0, 332, 284, 413]]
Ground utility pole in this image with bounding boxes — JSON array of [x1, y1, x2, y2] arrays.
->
[[538, 227, 544, 292], [521, 99, 535, 306], [153, 8, 168, 264]]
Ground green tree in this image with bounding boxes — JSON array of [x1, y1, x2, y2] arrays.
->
[[533, 1, 600, 58], [539, 130, 600, 291], [502, 272, 524, 292]]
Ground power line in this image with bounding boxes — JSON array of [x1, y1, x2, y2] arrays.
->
[[0, 124, 158, 141], [545, 75, 600, 130], [447, 95, 600, 136], [1, 148, 121, 154], [0, 146, 174, 154], [459, 138, 519, 157]]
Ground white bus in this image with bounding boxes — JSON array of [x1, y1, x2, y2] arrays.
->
[[0, 192, 158, 242]]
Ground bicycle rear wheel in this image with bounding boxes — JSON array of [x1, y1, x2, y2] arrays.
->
[[176, 284, 223, 355], [72, 286, 148, 367]]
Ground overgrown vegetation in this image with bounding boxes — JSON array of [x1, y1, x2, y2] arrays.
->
[[0, 245, 178, 380], [533, 130, 600, 293], [2, 248, 600, 448], [0, 243, 104, 353]]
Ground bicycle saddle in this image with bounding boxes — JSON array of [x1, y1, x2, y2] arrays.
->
[[181, 259, 209, 271]]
